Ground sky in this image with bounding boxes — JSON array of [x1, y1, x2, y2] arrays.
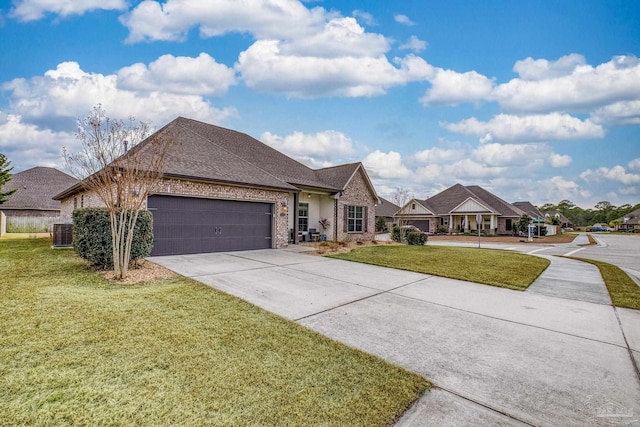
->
[[1, 0, 639, 208]]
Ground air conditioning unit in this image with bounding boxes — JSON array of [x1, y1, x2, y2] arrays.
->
[[53, 223, 73, 247]]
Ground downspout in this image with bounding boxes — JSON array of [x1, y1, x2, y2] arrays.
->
[[293, 191, 299, 244]]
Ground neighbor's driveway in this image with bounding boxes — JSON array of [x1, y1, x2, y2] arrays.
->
[[150, 247, 640, 426]]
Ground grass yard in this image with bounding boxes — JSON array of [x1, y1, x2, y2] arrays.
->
[[568, 257, 640, 310], [0, 238, 428, 426], [331, 245, 550, 290]]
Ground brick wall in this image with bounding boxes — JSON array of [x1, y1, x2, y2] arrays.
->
[[336, 168, 377, 242]]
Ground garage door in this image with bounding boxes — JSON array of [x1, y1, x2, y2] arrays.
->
[[148, 195, 273, 256], [408, 220, 430, 232]]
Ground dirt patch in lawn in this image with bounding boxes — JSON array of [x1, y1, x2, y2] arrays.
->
[[304, 240, 400, 255], [98, 260, 177, 284]]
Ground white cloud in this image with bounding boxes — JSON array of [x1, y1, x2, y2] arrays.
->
[[513, 53, 586, 81], [549, 153, 572, 168], [260, 130, 354, 166], [117, 53, 236, 96], [472, 143, 546, 167], [236, 40, 431, 97], [414, 146, 464, 163], [442, 113, 604, 142], [363, 150, 411, 179], [420, 68, 494, 106], [590, 100, 640, 126], [394, 14, 415, 26], [280, 17, 390, 58], [0, 113, 75, 170], [628, 158, 640, 171], [494, 55, 640, 113], [120, 0, 330, 43], [399, 36, 427, 52], [10, 0, 126, 21], [444, 158, 507, 179], [352, 10, 375, 26], [539, 176, 591, 200], [581, 165, 640, 185], [415, 163, 442, 180], [2, 61, 237, 127]]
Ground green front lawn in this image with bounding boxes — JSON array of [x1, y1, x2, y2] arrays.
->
[[0, 239, 428, 426], [568, 257, 640, 310], [331, 246, 549, 290]]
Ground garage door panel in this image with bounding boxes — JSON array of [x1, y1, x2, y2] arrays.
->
[[148, 195, 273, 256]]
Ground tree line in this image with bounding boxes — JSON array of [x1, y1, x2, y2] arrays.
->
[[539, 200, 640, 227]]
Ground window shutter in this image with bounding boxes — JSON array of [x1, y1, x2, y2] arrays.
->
[[343, 205, 348, 232], [364, 206, 368, 232]]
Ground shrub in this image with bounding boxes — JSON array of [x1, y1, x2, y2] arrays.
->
[[72, 208, 154, 269], [436, 225, 448, 234], [406, 231, 428, 245], [392, 225, 403, 242], [375, 216, 388, 232]]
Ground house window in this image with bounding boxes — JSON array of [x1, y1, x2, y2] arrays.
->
[[506, 219, 512, 230], [348, 205, 364, 232], [81, 195, 84, 208], [74, 197, 78, 209], [412, 203, 416, 210], [298, 203, 309, 232]]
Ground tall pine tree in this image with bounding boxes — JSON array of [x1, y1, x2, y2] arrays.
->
[[0, 154, 17, 204]]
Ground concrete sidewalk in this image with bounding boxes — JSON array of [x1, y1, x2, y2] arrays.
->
[[150, 248, 640, 426], [527, 255, 611, 304]]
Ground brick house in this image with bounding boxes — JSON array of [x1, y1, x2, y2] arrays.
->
[[395, 183, 525, 235], [54, 117, 379, 256]]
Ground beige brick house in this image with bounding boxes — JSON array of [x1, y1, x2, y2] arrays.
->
[[54, 117, 379, 256], [395, 183, 526, 235]]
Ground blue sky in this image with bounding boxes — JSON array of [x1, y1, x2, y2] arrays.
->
[[1, 0, 639, 208]]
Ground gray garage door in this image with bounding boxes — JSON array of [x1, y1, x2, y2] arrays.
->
[[148, 195, 273, 256], [408, 220, 430, 232]]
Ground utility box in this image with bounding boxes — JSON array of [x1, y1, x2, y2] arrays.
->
[[53, 223, 73, 247]]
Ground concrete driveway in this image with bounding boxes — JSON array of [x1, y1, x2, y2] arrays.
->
[[150, 245, 640, 426]]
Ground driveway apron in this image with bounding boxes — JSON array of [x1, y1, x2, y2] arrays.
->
[[150, 248, 640, 427]]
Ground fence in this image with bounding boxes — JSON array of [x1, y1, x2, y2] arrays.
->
[[6, 216, 58, 233]]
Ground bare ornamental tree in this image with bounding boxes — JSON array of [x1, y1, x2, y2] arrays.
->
[[64, 105, 171, 279]]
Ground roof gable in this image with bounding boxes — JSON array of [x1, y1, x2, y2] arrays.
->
[[397, 199, 435, 216], [450, 197, 493, 214]]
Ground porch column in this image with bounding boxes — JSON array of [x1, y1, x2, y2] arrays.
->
[[490, 214, 495, 231], [293, 192, 299, 244], [464, 215, 469, 232], [449, 214, 453, 232]]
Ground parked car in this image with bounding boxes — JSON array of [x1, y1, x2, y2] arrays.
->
[[590, 226, 614, 232]]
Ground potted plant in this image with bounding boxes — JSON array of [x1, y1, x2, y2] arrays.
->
[[318, 218, 330, 241]]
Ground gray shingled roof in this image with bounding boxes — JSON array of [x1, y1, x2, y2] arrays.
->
[[55, 117, 370, 199], [2, 167, 78, 210], [512, 201, 543, 218], [619, 208, 640, 225], [375, 197, 400, 218], [420, 184, 524, 217]]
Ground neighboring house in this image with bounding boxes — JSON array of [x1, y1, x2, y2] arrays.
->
[[375, 197, 400, 231], [513, 201, 560, 235], [544, 210, 572, 228], [512, 201, 543, 220], [618, 207, 640, 232], [0, 167, 78, 236], [395, 184, 525, 235], [54, 117, 379, 256]]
